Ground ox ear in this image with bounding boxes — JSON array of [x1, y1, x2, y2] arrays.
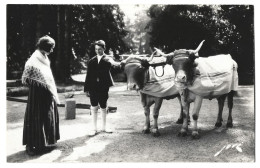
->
[[193, 61, 198, 67], [120, 60, 126, 70], [141, 60, 149, 68], [189, 53, 198, 62]]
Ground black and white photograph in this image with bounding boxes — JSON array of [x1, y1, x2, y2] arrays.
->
[[3, 0, 257, 166]]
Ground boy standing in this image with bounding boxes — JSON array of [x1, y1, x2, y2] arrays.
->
[[84, 40, 122, 136]]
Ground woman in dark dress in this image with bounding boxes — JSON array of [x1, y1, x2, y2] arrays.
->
[[22, 35, 60, 155]]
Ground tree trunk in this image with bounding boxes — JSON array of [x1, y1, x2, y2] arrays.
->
[[64, 5, 72, 81], [35, 6, 43, 42], [55, 5, 63, 81], [55, 5, 71, 82]]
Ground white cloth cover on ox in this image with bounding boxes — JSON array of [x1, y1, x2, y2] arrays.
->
[[140, 65, 179, 97], [189, 54, 238, 97]]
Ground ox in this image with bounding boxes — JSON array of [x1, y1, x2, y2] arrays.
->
[[121, 53, 183, 137], [155, 40, 238, 139]]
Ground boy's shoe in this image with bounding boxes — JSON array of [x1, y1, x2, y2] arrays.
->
[[88, 130, 98, 137], [101, 128, 113, 134]]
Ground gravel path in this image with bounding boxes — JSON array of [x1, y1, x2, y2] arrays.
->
[[6, 84, 254, 162]]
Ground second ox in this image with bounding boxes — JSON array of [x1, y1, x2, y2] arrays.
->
[[156, 40, 238, 139]]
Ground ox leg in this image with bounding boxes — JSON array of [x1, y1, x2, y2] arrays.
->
[[151, 98, 163, 137], [176, 96, 184, 124], [140, 93, 151, 134], [176, 96, 191, 124], [143, 106, 151, 134], [227, 91, 234, 128], [215, 95, 227, 127], [178, 93, 190, 137], [191, 96, 203, 139]]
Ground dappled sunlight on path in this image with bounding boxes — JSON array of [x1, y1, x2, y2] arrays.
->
[[25, 150, 62, 163], [61, 137, 111, 162]]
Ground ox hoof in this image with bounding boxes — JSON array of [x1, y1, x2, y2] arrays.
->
[[178, 131, 187, 137], [176, 118, 183, 124], [226, 122, 233, 128], [151, 128, 161, 137], [215, 122, 222, 127], [142, 129, 150, 134], [191, 132, 200, 139], [152, 131, 161, 137]]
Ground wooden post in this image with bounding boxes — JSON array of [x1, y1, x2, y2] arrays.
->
[[65, 98, 76, 119]]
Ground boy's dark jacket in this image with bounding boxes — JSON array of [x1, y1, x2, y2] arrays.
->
[[84, 55, 116, 92]]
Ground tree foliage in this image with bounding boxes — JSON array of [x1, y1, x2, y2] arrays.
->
[[147, 5, 254, 84], [7, 5, 254, 84], [220, 5, 254, 73], [7, 5, 128, 81], [122, 5, 152, 54], [71, 5, 128, 59], [7, 5, 57, 75]]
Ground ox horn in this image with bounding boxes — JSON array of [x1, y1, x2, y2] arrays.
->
[[147, 50, 157, 62], [154, 47, 165, 56], [192, 40, 205, 55]]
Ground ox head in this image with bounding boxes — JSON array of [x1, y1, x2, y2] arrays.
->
[[122, 52, 156, 90], [170, 40, 205, 89]]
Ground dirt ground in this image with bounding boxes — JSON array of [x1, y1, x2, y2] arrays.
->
[[6, 83, 254, 162]]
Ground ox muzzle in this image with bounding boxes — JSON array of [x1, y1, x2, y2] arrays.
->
[[127, 82, 139, 91], [174, 70, 188, 89]]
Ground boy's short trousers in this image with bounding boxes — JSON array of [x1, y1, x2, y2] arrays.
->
[[89, 89, 109, 109]]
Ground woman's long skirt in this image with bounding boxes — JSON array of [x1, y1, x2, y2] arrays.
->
[[23, 84, 60, 151]]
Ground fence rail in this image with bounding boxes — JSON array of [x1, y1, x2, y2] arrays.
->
[[6, 96, 117, 112]]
